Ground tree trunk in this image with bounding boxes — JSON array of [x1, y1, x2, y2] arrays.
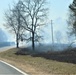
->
[[32, 32, 35, 50], [16, 34, 19, 48]]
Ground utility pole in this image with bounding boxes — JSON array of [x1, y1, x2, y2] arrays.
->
[[51, 20, 54, 45]]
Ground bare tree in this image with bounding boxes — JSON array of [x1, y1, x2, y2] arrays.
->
[[20, 0, 48, 50], [4, 0, 24, 48], [55, 31, 62, 44]]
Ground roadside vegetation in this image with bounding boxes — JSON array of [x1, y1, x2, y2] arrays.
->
[[0, 48, 76, 75]]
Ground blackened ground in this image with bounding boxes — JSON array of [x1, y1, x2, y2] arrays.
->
[[15, 47, 76, 64]]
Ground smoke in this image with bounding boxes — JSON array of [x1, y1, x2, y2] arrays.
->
[[0, 28, 8, 42]]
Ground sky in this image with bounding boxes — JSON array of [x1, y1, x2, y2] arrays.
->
[[49, 0, 73, 20], [0, 0, 74, 43], [43, 0, 73, 43]]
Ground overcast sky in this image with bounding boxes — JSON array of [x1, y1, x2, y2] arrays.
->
[[49, 0, 73, 20], [0, 0, 73, 43]]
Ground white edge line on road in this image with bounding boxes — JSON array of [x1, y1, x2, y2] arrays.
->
[[0, 60, 28, 75]]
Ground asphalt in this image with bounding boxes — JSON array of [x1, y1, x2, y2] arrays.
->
[[0, 46, 28, 75], [0, 46, 15, 52], [0, 61, 23, 75]]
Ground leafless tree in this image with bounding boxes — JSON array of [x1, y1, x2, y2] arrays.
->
[[4, 0, 24, 48], [20, 0, 48, 50], [55, 31, 62, 44]]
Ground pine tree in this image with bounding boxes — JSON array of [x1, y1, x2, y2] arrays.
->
[[68, 0, 76, 36]]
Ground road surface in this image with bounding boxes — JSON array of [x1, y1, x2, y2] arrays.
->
[[0, 61, 24, 75], [0, 46, 28, 75], [0, 46, 15, 52]]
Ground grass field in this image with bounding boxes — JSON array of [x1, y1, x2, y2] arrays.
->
[[0, 48, 76, 75]]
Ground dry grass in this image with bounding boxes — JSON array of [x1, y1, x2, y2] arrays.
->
[[0, 48, 76, 75]]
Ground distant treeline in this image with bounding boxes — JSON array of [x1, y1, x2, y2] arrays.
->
[[0, 42, 15, 48]]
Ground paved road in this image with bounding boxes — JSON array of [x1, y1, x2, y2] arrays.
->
[[0, 46, 28, 75], [0, 61, 24, 75], [0, 46, 15, 52]]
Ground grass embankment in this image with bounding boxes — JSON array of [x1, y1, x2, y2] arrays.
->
[[0, 48, 76, 75]]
